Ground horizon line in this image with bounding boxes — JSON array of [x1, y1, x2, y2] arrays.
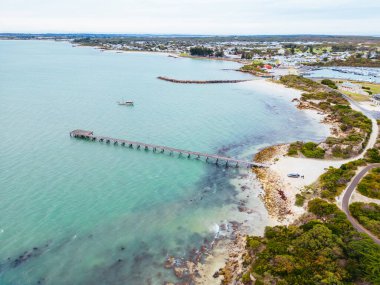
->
[[0, 33, 379, 38]]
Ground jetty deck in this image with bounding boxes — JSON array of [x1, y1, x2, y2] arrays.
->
[[70, 129, 268, 168]]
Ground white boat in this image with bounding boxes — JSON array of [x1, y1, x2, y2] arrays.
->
[[117, 100, 134, 106]]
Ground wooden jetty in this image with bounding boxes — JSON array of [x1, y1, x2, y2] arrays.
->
[[70, 130, 268, 168], [157, 76, 250, 84]]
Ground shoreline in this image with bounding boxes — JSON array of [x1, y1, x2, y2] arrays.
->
[[70, 43, 380, 282], [194, 78, 333, 283], [252, 77, 378, 221], [196, 77, 379, 284]]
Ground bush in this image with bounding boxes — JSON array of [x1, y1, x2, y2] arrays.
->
[[319, 160, 367, 200], [240, 199, 380, 285], [189, 46, 214, 56], [301, 142, 325, 159], [280, 75, 322, 93], [282, 75, 372, 160], [321, 79, 337, 89], [357, 168, 380, 199], [365, 148, 380, 163], [308, 198, 339, 216], [295, 194, 306, 206], [287, 142, 302, 156], [349, 202, 380, 238]]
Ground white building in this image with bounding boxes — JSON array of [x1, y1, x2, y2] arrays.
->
[[340, 82, 366, 94]]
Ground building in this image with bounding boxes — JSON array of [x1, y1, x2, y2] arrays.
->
[[371, 94, 380, 106], [340, 82, 365, 94]]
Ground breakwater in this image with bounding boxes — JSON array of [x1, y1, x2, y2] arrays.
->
[[157, 76, 250, 84]]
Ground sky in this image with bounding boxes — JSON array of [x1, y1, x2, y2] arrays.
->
[[0, 0, 379, 35]]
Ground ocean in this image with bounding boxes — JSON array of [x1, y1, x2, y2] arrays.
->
[[0, 40, 328, 284]]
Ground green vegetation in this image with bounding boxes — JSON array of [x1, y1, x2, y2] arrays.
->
[[280, 75, 322, 93], [357, 167, 380, 199], [334, 80, 380, 102], [318, 159, 367, 200], [365, 121, 380, 164], [366, 148, 380, 163], [287, 141, 325, 158], [241, 199, 380, 285], [295, 193, 306, 206], [240, 61, 268, 74], [280, 75, 372, 159], [350, 202, 380, 238], [321, 79, 337, 89], [189, 46, 214, 56], [287, 142, 301, 156], [300, 142, 325, 158], [340, 90, 370, 102]]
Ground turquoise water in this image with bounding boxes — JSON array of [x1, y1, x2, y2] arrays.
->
[[0, 40, 327, 284]]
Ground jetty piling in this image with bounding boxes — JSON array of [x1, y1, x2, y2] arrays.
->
[[69, 130, 268, 169]]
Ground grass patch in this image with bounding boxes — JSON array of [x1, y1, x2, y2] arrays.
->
[[341, 90, 370, 102]]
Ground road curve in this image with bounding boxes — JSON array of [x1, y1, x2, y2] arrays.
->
[[341, 163, 380, 245]]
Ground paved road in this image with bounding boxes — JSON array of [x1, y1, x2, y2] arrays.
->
[[341, 163, 380, 245]]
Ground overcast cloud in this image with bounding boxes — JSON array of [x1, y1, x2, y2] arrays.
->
[[0, 0, 379, 34]]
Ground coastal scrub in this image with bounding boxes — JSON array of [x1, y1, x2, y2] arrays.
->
[[318, 159, 367, 200], [238, 199, 380, 285], [349, 202, 380, 238], [357, 167, 380, 199], [280, 75, 372, 159]]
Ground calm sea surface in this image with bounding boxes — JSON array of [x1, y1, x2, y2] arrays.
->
[[0, 40, 328, 284]]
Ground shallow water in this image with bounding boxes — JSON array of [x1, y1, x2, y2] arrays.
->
[[0, 40, 328, 284]]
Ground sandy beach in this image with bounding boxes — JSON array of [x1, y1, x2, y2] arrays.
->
[[194, 78, 337, 283], [190, 76, 379, 284], [250, 79, 378, 222]]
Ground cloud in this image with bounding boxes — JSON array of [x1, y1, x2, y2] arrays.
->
[[0, 0, 379, 34]]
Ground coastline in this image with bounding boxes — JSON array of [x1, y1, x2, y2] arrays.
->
[[66, 41, 380, 282], [194, 78, 333, 283], [251, 77, 378, 222], [196, 77, 379, 284]]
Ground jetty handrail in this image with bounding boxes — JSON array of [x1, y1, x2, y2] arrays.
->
[[69, 130, 268, 168]]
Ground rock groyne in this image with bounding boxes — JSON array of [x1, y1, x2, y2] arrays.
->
[[157, 76, 250, 84]]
